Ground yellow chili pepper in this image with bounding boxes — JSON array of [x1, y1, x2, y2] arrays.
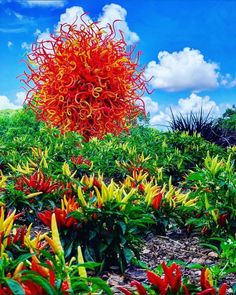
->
[[45, 213, 63, 255], [77, 246, 87, 278]]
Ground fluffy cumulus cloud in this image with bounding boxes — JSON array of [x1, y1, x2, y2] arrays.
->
[[30, 28, 56, 54], [0, 96, 20, 110], [0, 92, 26, 110], [147, 93, 221, 127], [142, 96, 159, 115], [56, 6, 90, 31], [34, 28, 52, 43], [145, 48, 220, 92], [176, 93, 220, 115], [98, 3, 139, 45], [150, 111, 169, 127], [15, 91, 26, 106], [17, 0, 66, 7], [36, 3, 139, 47]]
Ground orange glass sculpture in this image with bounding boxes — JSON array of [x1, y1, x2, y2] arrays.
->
[[21, 15, 148, 140]]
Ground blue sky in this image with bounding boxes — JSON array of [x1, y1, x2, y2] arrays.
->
[[0, 0, 236, 126]]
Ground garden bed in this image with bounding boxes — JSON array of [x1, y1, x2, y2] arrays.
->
[[109, 231, 236, 294]]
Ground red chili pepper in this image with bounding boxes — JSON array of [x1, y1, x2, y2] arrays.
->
[[31, 260, 48, 277], [196, 288, 216, 295], [162, 262, 182, 293], [15, 171, 60, 195], [38, 210, 53, 228], [182, 284, 190, 295], [20, 225, 27, 245], [138, 184, 145, 193], [200, 268, 212, 290], [62, 281, 70, 294], [201, 226, 211, 236], [22, 281, 44, 295], [217, 214, 228, 227], [130, 280, 147, 295], [152, 193, 163, 210], [146, 270, 168, 294], [0, 285, 13, 295], [93, 178, 101, 189], [131, 181, 136, 188], [7, 235, 11, 247], [117, 286, 133, 295], [218, 283, 227, 295], [13, 227, 20, 244]]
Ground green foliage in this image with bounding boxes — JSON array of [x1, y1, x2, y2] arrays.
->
[[185, 152, 236, 237], [0, 108, 234, 293], [169, 107, 236, 147], [218, 105, 236, 131], [0, 109, 228, 183], [70, 200, 154, 272]]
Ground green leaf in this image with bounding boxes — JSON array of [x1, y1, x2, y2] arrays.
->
[[170, 260, 187, 266], [11, 253, 35, 270], [187, 263, 204, 269], [131, 257, 148, 269], [118, 221, 126, 235], [187, 172, 204, 181], [65, 240, 74, 258], [84, 247, 95, 262], [232, 283, 236, 293], [6, 279, 25, 295], [79, 262, 101, 269], [224, 267, 236, 275], [86, 277, 113, 295], [88, 230, 97, 241], [124, 247, 134, 263], [200, 243, 219, 253]]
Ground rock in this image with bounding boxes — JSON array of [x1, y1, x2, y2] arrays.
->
[[108, 274, 124, 286], [194, 270, 201, 276], [191, 258, 205, 264], [208, 251, 219, 258], [142, 249, 151, 254]]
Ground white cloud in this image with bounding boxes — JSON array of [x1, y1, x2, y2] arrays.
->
[[18, 0, 66, 7], [176, 93, 220, 115], [220, 73, 236, 88], [145, 47, 219, 92], [21, 42, 31, 50], [34, 28, 51, 42], [0, 92, 26, 110], [98, 3, 139, 45], [14, 11, 24, 20], [142, 96, 159, 115], [37, 3, 139, 47], [33, 28, 55, 55], [0, 96, 20, 110], [35, 7, 88, 56], [15, 92, 26, 106], [7, 41, 13, 48], [148, 93, 222, 128], [228, 79, 236, 88], [150, 111, 169, 127], [56, 6, 90, 31]]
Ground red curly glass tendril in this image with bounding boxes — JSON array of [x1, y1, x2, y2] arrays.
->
[[21, 15, 149, 140]]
